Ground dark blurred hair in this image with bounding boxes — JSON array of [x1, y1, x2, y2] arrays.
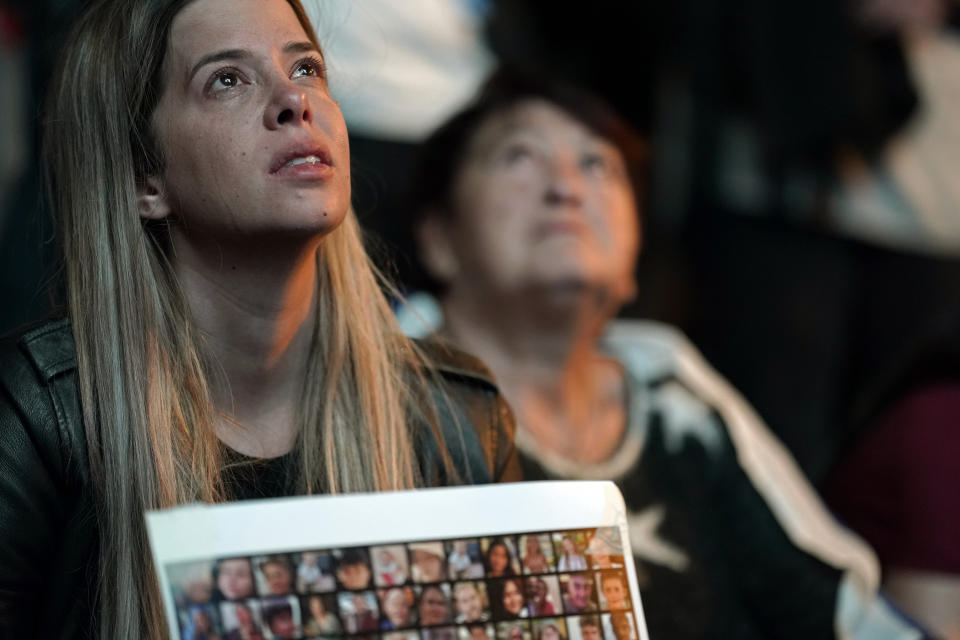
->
[[487, 577, 526, 619], [338, 548, 371, 568], [405, 66, 647, 294], [483, 538, 517, 576]]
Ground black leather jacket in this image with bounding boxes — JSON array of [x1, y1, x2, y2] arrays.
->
[[0, 318, 521, 638]]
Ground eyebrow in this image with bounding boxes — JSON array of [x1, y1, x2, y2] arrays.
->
[[188, 40, 321, 83]]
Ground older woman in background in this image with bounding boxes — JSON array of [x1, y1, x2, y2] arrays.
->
[[404, 67, 925, 639]]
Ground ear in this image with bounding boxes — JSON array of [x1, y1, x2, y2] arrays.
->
[[137, 175, 171, 220], [416, 211, 460, 284]]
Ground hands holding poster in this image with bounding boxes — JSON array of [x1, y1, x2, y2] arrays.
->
[[147, 481, 650, 640]]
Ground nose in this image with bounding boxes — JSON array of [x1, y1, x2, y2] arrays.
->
[[544, 152, 585, 208], [264, 79, 313, 130]]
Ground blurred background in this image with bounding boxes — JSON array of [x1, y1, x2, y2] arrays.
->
[[3, 0, 960, 496]]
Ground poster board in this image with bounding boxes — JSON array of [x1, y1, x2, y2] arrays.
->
[[147, 480, 650, 640]]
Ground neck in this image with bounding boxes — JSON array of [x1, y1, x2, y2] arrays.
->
[[172, 230, 322, 458], [441, 284, 626, 463]]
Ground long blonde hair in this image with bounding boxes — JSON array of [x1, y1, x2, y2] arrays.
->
[[44, 0, 449, 636]]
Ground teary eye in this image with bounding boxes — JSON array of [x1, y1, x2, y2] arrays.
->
[[206, 67, 244, 94], [292, 56, 326, 80]]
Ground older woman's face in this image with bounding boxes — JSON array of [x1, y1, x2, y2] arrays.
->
[[149, 0, 350, 242], [426, 99, 638, 308]]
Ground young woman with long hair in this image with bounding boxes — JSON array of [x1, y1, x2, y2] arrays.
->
[[0, 0, 520, 637]]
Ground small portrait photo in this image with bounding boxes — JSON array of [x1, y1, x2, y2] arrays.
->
[[167, 559, 215, 607], [254, 553, 296, 597], [372, 544, 411, 587], [452, 580, 490, 624], [213, 557, 256, 601], [300, 593, 341, 637], [458, 622, 495, 640], [495, 620, 531, 640], [567, 615, 603, 640], [559, 573, 596, 614], [384, 632, 420, 640], [409, 541, 448, 584], [488, 577, 527, 620], [417, 583, 454, 626], [522, 575, 562, 617], [179, 603, 220, 640], [295, 550, 337, 594], [446, 539, 485, 580], [519, 534, 555, 575], [379, 585, 418, 630], [552, 534, 589, 572], [219, 599, 265, 640], [337, 590, 380, 634], [533, 618, 568, 640], [261, 595, 302, 639], [481, 537, 520, 578], [422, 625, 459, 640], [595, 571, 629, 611], [334, 547, 373, 591], [602, 612, 637, 640], [585, 529, 624, 570]]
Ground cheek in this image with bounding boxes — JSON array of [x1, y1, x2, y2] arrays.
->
[[603, 193, 640, 254]]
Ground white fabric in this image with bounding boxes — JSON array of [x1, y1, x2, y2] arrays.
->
[[397, 294, 919, 636], [832, 29, 960, 256], [304, 0, 494, 141]]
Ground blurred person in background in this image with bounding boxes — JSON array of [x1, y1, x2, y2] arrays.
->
[[828, 315, 960, 639], [401, 67, 926, 639], [824, 2, 960, 637]]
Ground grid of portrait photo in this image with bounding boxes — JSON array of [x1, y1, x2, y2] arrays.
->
[[166, 526, 639, 640]]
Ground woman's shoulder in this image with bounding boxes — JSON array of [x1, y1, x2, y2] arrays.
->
[[0, 317, 86, 485], [412, 337, 499, 391], [408, 337, 522, 484]]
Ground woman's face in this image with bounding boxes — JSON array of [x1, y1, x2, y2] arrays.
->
[[562, 538, 575, 554], [419, 587, 450, 625], [602, 577, 626, 608], [489, 545, 509, 575], [503, 580, 524, 616], [218, 558, 255, 599], [426, 99, 638, 307], [455, 584, 482, 620], [149, 0, 350, 243]]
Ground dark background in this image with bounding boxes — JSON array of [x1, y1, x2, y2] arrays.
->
[[4, 0, 960, 492]]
